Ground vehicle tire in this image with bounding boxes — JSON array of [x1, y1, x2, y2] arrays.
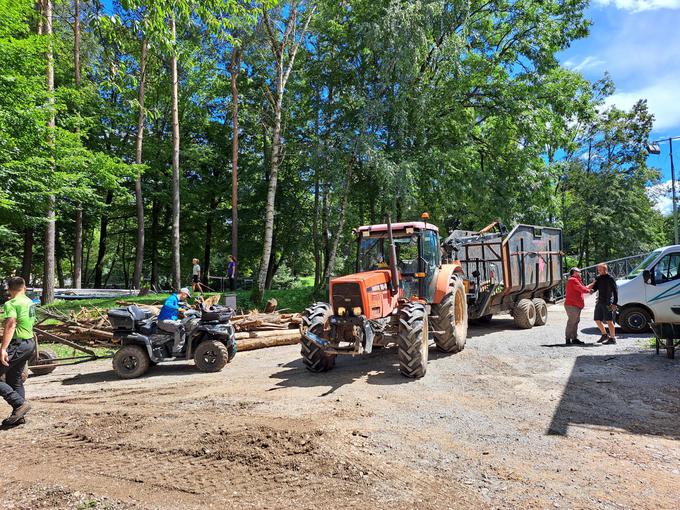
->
[[477, 314, 493, 324], [397, 302, 429, 379], [29, 347, 58, 376], [300, 302, 336, 372], [227, 340, 237, 362], [532, 298, 548, 326], [194, 340, 229, 372], [431, 279, 468, 353], [513, 299, 536, 329], [112, 345, 150, 379], [619, 306, 652, 333]]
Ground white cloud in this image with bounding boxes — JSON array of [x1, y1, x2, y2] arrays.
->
[[647, 180, 675, 215], [604, 75, 680, 131], [564, 55, 606, 72], [594, 0, 680, 12]]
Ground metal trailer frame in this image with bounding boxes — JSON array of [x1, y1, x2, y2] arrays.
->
[[445, 224, 563, 319]]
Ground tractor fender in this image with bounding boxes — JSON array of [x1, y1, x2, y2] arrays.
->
[[433, 263, 463, 304]]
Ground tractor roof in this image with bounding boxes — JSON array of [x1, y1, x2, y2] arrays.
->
[[357, 222, 439, 233]]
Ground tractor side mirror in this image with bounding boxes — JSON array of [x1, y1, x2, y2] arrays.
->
[[643, 270, 652, 284]]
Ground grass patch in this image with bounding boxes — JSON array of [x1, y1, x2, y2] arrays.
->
[[39, 342, 115, 361]]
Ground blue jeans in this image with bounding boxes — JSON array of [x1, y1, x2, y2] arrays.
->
[[0, 338, 35, 408]]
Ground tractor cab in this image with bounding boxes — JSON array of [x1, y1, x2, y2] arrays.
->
[[355, 220, 441, 302]]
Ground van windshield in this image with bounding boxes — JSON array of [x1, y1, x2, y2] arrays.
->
[[626, 249, 662, 279]]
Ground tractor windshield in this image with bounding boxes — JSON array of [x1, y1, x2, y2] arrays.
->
[[358, 233, 420, 274]]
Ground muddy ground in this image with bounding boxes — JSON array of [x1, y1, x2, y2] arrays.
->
[[1, 295, 679, 510]]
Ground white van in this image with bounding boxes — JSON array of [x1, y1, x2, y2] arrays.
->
[[616, 245, 680, 333]]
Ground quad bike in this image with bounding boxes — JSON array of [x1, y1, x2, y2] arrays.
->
[[108, 303, 236, 379]]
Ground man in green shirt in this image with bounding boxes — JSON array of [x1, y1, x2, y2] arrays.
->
[[1, 277, 35, 427]]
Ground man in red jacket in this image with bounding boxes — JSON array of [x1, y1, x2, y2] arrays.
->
[[564, 267, 592, 345]]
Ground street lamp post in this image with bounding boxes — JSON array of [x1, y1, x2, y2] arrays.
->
[[647, 137, 679, 245]]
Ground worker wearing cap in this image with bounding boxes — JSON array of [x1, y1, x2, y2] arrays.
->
[[564, 268, 592, 345], [157, 287, 191, 355], [1, 277, 36, 427]]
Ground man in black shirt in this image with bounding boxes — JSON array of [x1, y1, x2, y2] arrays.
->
[[591, 263, 618, 344]]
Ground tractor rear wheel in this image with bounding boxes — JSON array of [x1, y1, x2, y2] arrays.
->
[[432, 279, 468, 353], [513, 299, 536, 329], [300, 302, 336, 373], [532, 298, 548, 326], [397, 302, 429, 379]]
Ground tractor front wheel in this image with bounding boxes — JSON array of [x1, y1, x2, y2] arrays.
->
[[432, 279, 468, 353], [397, 302, 429, 379], [300, 302, 336, 373]]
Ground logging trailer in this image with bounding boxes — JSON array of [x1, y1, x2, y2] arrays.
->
[[300, 216, 563, 378]]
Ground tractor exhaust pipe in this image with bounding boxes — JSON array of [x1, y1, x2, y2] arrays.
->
[[386, 215, 400, 296]]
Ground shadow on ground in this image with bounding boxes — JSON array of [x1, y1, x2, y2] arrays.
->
[[548, 351, 680, 439], [61, 362, 203, 385]]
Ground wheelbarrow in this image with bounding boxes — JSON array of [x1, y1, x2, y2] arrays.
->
[[649, 322, 680, 360]]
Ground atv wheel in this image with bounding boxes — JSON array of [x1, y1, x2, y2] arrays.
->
[[397, 302, 429, 379], [300, 302, 336, 372], [112, 345, 150, 379], [432, 278, 468, 353], [29, 347, 58, 376], [532, 298, 548, 326], [227, 340, 237, 362], [194, 340, 229, 372], [619, 306, 651, 333], [513, 299, 536, 329]]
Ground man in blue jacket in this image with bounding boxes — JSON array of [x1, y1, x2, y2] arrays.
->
[[158, 287, 191, 355]]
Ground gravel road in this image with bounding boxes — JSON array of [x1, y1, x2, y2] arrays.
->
[[1, 295, 678, 510]]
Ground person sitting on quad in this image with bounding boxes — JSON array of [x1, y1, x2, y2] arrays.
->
[[157, 287, 191, 356]]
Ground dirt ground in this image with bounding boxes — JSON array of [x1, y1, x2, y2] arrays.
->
[[1, 294, 679, 510]]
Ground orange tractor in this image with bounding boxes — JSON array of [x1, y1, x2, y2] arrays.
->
[[300, 214, 467, 378]]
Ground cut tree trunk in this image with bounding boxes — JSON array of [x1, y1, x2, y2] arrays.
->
[[170, 16, 181, 290], [132, 38, 148, 289], [236, 334, 300, 351], [42, 0, 55, 304]]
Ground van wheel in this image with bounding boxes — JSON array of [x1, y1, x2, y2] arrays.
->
[[619, 307, 651, 333], [112, 345, 150, 379]]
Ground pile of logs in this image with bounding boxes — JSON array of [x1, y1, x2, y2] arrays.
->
[[35, 300, 304, 353]]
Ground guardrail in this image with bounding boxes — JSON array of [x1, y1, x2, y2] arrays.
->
[[552, 253, 648, 302]]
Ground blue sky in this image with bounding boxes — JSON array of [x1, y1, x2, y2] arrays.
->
[[558, 0, 680, 214]]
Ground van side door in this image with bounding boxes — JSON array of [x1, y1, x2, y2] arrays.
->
[[647, 251, 680, 322]]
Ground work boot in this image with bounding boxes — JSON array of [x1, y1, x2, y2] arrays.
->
[[597, 334, 608, 343], [571, 338, 585, 345], [604, 337, 617, 345], [3, 402, 31, 427], [1, 416, 25, 428]]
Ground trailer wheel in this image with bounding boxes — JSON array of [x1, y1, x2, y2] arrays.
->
[[112, 345, 150, 379], [619, 306, 651, 333], [513, 299, 536, 329], [432, 279, 468, 353], [29, 347, 58, 376], [194, 340, 229, 372], [397, 302, 428, 379], [300, 302, 336, 372], [532, 298, 548, 326]]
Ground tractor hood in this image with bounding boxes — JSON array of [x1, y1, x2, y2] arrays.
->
[[329, 270, 397, 319], [331, 269, 393, 288]]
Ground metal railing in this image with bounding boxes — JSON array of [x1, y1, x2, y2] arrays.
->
[[552, 253, 648, 302]]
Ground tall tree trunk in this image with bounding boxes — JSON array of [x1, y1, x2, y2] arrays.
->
[[324, 157, 354, 280], [21, 229, 34, 285], [229, 46, 240, 263], [150, 199, 159, 287], [264, 231, 278, 290], [42, 0, 56, 304], [132, 38, 148, 289], [321, 180, 330, 277], [203, 197, 217, 285], [74, 0, 80, 86], [313, 170, 321, 289], [74, 207, 83, 287], [170, 16, 181, 290], [55, 232, 65, 288], [94, 191, 114, 287], [83, 233, 92, 285]]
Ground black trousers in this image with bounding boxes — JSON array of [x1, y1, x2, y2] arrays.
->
[[229, 277, 236, 291], [0, 338, 35, 408]]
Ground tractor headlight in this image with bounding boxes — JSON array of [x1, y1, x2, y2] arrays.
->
[[352, 306, 362, 316], [337, 307, 346, 316]]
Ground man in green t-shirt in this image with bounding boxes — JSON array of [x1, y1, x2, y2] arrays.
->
[[1, 277, 36, 427]]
